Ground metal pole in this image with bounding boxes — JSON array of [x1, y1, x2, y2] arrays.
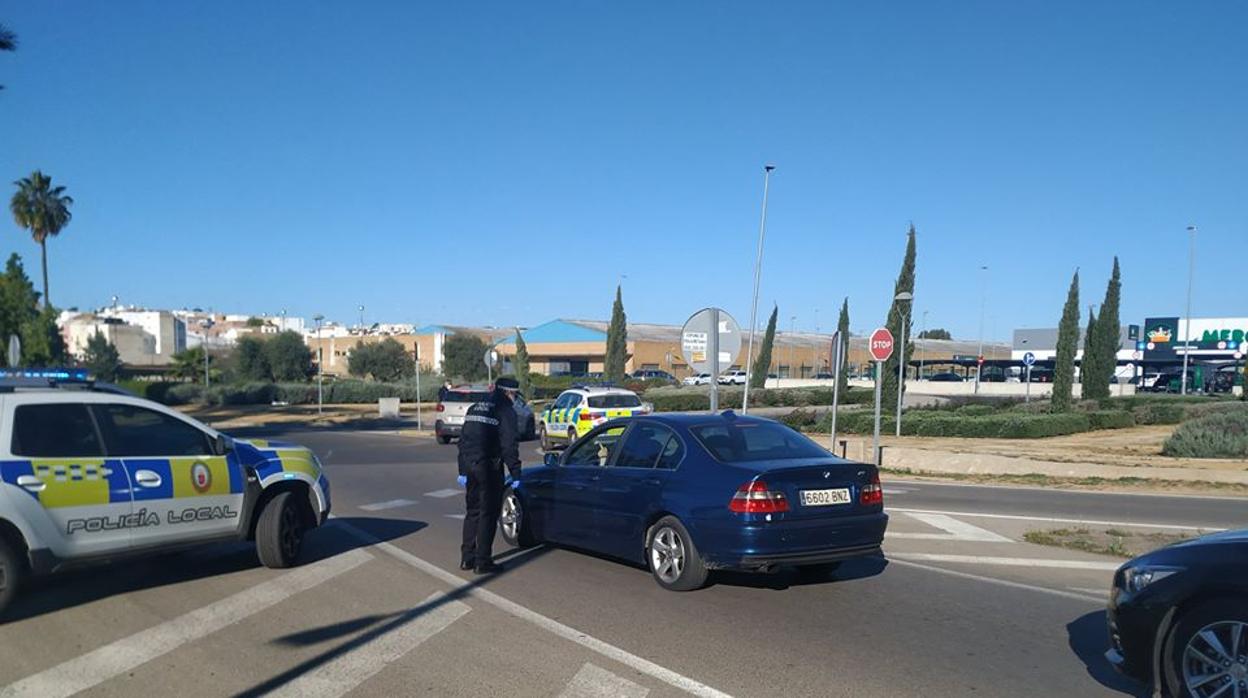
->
[[830, 332, 843, 448], [895, 311, 907, 437], [709, 308, 721, 412], [1181, 225, 1196, 395], [1025, 365, 1032, 403], [872, 361, 883, 465], [204, 341, 210, 387], [789, 315, 796, 381], [414, 344, 422, 429], [315, 315, 324, 414], [976, 266, 987, 394], [742, 164, 775, 413]]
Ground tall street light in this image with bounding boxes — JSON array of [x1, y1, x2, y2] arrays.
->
[[742, 164, 776, 413], [975, 265, 988, 394], [200, 316, 215, 387], [1181, 225, 1196, 395], [314, 314, 325, 414], [919, 310, 929, 380], [789, 315, 797, 379], [894, 292, 913, 437], [358, 305, 365, 331]]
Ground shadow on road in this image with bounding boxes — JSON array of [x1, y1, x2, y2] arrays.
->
[[236, 544, 553, 697], [2, 516, 426, 625], [1067, 610, 1149, 697], [708, 555, 889, 591]]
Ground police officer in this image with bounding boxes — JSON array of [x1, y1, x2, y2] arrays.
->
[[457, 377, 522, 574]]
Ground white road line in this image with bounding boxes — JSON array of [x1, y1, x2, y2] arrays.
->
[[266, 592, 470, 698], [559, 663, 650, 698], [888, 507, 1226, 532], [359, 499, 419, 512], [888, 513, 1012, 542], [889, 552, 1120, 571], [1069, 587, 1110, 596], [333, 521, 732, 698], [445, 514, 466, 520], [884, 478, 1248, 502], [424, 488, 461, 499], [0, 548, 372, 698], [881, 488, 912, 495], [889, 559, 1105, 604]]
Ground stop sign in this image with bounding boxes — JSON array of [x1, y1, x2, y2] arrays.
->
[[869, 328, 895, 362]]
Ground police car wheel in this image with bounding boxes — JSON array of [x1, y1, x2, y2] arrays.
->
[[539, 424, 552, 451], [437, 435, 452, 445], [0, 537, 20, 618], [566, 427, 577, 448], [257, 491, 306, 569]]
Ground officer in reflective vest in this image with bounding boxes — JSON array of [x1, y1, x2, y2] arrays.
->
[[457, 377, 522, 574]]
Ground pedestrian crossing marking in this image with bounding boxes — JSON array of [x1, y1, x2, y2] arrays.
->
[[558, 662, 650, 698], [425, 489, 461, 499]]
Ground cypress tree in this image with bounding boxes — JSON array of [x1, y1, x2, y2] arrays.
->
[[513, 330, 531, 398], [836, 298, 850, 395], [880, 225, 917, 410], [750, 305, 778, 389], [1080, 307, 1098, 400], [1088, 257, 1122, 400], [605, 285, 628, 382], [1052, 270, 1081, 412]]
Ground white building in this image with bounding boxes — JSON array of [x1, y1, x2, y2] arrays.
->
[[59, 309, 187, 366]]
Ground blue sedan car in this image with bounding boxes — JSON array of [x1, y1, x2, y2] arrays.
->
[[500, 411, 888, 590]]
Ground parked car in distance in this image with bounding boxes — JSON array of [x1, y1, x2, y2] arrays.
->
[[718, 370, 748, 385], [632, 369, 677, 384], [1107, 529, 1248, 696], [683, 373, 713, 386], [928, 372, 964, 382], [1025, 368, 1054, 383], [502, 413, 888, 591], [436, 385, 536, 444], [813, 372, 834, 380]]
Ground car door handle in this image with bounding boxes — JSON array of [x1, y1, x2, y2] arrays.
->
[[642, 478, 662, 486], [134, 470, 163, 488], [16, 475, 45, 492]]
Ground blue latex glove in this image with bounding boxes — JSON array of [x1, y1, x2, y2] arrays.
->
[[456, 475, 467, 487], [505, 475, 521, 491]]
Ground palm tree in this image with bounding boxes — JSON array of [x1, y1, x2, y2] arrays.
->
[[0, 24, 15, 91], [10, 171, 73, 308]]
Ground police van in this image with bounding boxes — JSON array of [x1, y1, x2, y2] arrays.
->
[[0, 371, 331, 618], [538, 385, 650, 450]]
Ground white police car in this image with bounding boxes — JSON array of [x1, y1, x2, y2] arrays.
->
[[0, 371, 331, 618]]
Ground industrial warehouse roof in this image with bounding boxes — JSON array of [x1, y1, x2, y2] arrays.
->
[[496, 320, 606, 345]]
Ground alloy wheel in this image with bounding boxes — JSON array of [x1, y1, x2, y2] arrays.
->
[[280, 505, 302, 560], [1183, 620, 1248, 697], [650, 527, 685, 584], [501, 492, 521, 541]]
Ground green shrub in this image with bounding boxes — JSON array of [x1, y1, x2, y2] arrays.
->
[[1130, 402, 1186, 425], [779, 408, 819, 429], [1086, 410, 1136, 430], [812, 409, 1093, 438], [163, 383, 204, 405], [644, 386, 870, 412], [955, 404, 997, 417], [1162, 410, 1248, 458]]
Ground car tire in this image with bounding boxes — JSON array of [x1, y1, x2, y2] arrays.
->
[[498, 488, 537, 549], [525, 418, 536, 441], [646, 516, 708, 592], [1163, 598, 1248, 698], [437, 435, 452, 445], [539, 423, 552, 451], [566, 427, 578, 448], [0, 536, 21, 619], [257, 491, 306, 569]]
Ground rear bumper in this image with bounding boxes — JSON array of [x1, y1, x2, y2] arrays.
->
[[435, 421, 462, 438], [698, 511, 888, 571]]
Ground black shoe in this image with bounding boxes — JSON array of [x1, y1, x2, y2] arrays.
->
[[473, 562, 503, 575], [459, 560, 474, 571]]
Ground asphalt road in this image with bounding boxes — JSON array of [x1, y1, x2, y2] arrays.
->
[[5, 427, 1244, 697]]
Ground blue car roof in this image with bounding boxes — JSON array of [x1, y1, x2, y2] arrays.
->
[[629, 411, 772, 428]]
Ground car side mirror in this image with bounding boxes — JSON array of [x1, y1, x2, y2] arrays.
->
[[214, 433, 233, 456], [543, 452, 560, 467]]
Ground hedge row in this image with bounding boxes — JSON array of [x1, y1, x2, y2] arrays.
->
[[121, 379, 446, 406], [807, 408, 1134, 439], [645, 386, 871, 412]]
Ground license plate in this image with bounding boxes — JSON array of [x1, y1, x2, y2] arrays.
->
[[446, 416, 463, 424], [800, 488, 851, 507]]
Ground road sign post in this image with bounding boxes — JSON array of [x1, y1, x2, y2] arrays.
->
[[829, 331, 844, 448], [414, 344, 422, 429], [484, 348, 499, 385], [680, 308, 742, 415], [1022, 352, 1036, 404], [868, 328, 895, 465]]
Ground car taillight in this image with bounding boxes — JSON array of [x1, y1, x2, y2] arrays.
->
[[579, 411, 595, 421], [729, 480, 789, 514], [860, 473, 883, 506], [436, 403, 445, 412]]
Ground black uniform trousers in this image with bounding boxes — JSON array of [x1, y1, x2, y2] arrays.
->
[[460, 460, 505, 565]]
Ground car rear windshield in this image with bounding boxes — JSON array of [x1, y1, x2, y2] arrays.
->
[[444, 391, 491, 402], [588, 394, 642, 408], [690, 421, 829, 463]]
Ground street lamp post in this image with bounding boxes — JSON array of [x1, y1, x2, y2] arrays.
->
[[742, 164, 776, 413], [789, 315, 797, 381], [200, 317, 215, 387], [358, 305, 365, 331], [280, 308, 287, 332], [1181, 225, 1196, 395], [894, 292, 913, 437], [314, 314, 325, 414], [975, 266, 988, 394]]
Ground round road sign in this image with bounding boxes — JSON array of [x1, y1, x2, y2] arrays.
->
[[483, 348, 499, 369], [680, 308, 742, 375], [1022, 351, 1036, 367], [868, 328, 894, 362]]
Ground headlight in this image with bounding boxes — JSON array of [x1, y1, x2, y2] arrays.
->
[[1123, 565, 1183, 593]]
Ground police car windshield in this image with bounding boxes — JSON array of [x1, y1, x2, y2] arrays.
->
[[588, 394, 642, 409], [445, 391, 492, 402]]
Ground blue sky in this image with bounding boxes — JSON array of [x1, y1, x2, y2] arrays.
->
[[2, 2, 1245, 340]]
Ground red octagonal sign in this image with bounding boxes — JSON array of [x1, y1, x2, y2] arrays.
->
[[869, 327, 895, 362]]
